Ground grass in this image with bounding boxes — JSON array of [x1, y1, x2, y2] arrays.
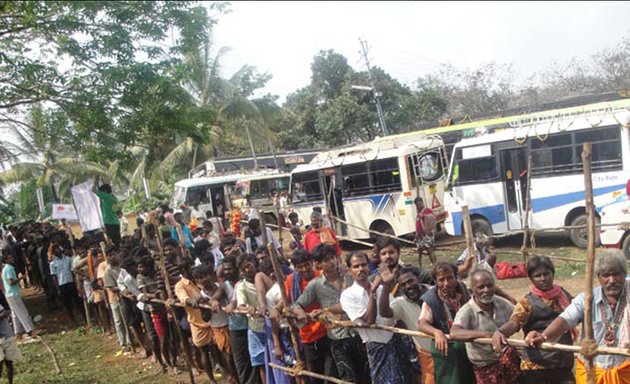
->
[[16, 291, 217, 384]]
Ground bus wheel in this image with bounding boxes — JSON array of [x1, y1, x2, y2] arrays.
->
[[471, 218, 492, 238], [370, 221, 395, 243], [569, 214, 600, 249]]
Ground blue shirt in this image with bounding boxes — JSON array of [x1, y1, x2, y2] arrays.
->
[[560, 283, 630, 369], [171, 226, 193, 248], [50, 256, 75, 286], [1, 264, 20, 298]]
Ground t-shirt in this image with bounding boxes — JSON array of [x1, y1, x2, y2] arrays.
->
[[50, 256, 75, 286], [103, 265, 121, 303], [265, 283, 288, 328], [95, 191, 119, 225], [453, 296, 514, 367], [0, 304, 13, 338], [390, 296, 429, 349], [1, 264, 19, 298], [284, 271, 327, 343], [225, 281, 248, 331], [340, 283, 395, 344], [235, 279, 265, 333]]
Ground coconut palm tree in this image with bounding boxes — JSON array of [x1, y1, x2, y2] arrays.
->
[[0, 105, 106, 203]]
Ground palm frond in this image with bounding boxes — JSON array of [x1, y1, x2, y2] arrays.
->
[[0, 163, 44, 185], [152, 137, 196, 180]]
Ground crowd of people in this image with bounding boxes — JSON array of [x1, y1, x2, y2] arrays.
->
[[0, 184, 628, 384]]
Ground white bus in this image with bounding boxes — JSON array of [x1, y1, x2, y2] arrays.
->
[[171, 173, 253, 217], [443, 103, 630, 248], [290, 134, 449, 240], [233, 172, 291, 224]]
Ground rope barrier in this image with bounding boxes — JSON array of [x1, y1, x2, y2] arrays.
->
[[316, 316, 630, 358], [145, 298, 630, 358], [269, 363, 355, 384]]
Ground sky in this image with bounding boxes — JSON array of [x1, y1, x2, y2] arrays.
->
[[211, 1, 630, 103]]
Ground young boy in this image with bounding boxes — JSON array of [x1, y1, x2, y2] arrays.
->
[[235, 254, 266, 383], [174, 260, 218, 384], [194, 264, 238, 384], [137, 256, 175, 374]]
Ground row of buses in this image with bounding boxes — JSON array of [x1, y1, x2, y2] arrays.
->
[[171, 97, 630, 248]]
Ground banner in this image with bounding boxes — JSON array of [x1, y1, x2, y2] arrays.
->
[[71, 180, 103, 232], [51, 204, 78, 221]]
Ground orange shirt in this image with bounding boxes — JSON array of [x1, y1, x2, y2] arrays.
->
[[285, 270, 327, 344]]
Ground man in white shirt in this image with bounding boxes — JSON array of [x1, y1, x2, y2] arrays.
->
[[244, 219, 283, 257], [340, 252, 413, 384]]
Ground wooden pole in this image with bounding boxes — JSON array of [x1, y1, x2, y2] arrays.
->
[[462, 205, 477, 271], [582, 142, 596, 384], [175, 223, 191, 261], [521, 153, 532, 262], [140, 222, 148, 248], [259, 210, 306, 384], [269, 363, 354, 384], [154, 223, 197, 384]]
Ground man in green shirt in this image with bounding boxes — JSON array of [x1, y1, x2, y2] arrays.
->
[[94, 174, 120, 245]]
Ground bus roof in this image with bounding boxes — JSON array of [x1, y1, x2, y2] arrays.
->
[[451, 107, 630, 149], [292, 135, 444, 174], [236, 172, 291, 183], [174, 173, 257, 188]]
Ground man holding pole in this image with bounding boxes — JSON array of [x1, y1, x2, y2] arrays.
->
[[525, 249, 630, 383]]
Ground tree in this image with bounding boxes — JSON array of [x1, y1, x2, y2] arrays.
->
[[0, 105, 105, 203], [0, 1, 218, 159], [278, 50, 448, 148]]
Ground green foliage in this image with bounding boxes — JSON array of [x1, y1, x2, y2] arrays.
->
[[0, 1, 218, 159], [278, 50, 449, 148]]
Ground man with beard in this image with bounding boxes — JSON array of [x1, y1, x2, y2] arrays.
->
[[370, 238, 432, 292], [341, 251, 412, 384], [525, 249, 630, 383], [450, 269, 520, 384], [244, 219, 283, 258], [378, 265, 430, 384], [418, 262, 475, 384]]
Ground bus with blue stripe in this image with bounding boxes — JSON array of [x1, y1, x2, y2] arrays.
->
[[289, 134, 448, 240], [443, 103, 630, 248]]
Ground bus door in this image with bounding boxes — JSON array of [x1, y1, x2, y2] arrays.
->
[[499, 148, 528, 230], [321, 168, 347, 235]]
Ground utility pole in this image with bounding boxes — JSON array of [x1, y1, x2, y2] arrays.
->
[[358, 38, 388, 136]]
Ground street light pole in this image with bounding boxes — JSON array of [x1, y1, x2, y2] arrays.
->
[[358, 38, 388, 136]]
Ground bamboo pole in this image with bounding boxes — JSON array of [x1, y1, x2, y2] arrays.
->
[[582, 142, 596, 384], [175, 223, 191, 261], [154, 224, 196, 384], [521, 154, 532, 262], [269, 363, 355, 384], [37, 336, 62, 374], [140, 222, 148, 248], [462, 205, 477, 270], [259, 210, 306, 384], [321, 320, 630, 357]]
